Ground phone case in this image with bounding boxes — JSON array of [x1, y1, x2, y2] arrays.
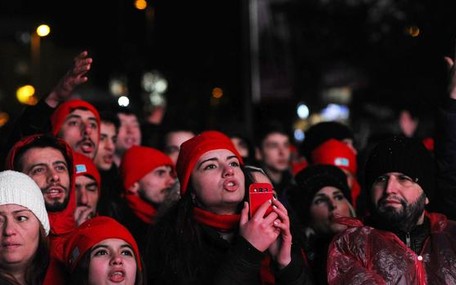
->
[[249, 182, 274, 218]]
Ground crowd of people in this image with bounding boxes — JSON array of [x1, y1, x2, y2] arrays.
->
[[1, 49, 456, 285]]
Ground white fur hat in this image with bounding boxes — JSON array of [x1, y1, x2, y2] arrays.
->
[[0, 170, 50, 235]]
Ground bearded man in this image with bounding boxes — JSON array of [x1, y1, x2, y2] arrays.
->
[[327, 136, 456, 284]]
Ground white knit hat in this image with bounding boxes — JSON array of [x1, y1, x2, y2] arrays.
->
[[0, 170, 50, 235]]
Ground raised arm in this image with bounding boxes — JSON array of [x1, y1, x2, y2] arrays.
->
[[0, 51, 93, 168], [45, 50, 92, 108]]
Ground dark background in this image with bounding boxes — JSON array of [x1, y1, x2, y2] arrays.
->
[[1, 0, 456, 148]]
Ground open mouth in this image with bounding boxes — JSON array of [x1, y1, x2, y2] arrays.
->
[[44, 187, 65, 200], [223, 179, 238, 191], [80, 141, 94, 153], [109, 270, 126, 282], [103, 154, 113, 164]]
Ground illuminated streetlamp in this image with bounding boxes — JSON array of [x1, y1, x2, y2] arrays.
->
[[31, 24, 50, 93], [16, 85, 37, 105]]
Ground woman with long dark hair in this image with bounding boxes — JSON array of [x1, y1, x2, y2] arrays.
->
[[145, 130, 312, 285]]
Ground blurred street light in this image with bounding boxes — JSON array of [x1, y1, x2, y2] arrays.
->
[[141, 70, 167, 108], [134, 0, 147, 10], [16, 85, 37, 105], [0, 112, 9, 127], [31, 24, 50, 95]]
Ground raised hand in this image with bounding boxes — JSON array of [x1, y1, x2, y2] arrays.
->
[[45, 50, 93, 107], [74, 205, 96, 226]]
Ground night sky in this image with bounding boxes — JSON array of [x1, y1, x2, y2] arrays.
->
[[2, 0, 456, 141], [0, 1, 245, 128]]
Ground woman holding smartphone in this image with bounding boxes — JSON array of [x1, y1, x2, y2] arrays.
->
[[145, 130, 312, 285]]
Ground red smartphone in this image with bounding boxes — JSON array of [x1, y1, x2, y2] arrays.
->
[[249, 182, 274, 218]]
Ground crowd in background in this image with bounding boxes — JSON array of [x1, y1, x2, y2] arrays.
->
[[0, 50, 456, 284]]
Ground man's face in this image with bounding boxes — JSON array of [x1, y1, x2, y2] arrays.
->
[[19, 147, 71, 212], [116, 113, 141, 155], [94, 122, 117, 171], [371, 172, 428, 231], [164, 131, 194, 165], [59, 109, 99, 159], [256, 133, 291, 173], [137, 166, 175, 206], [75, 175, 99, 212]]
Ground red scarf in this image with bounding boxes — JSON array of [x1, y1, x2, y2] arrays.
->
[[125, 194, 157, 224], [260, 256, 275, 285], [192, 207, 275, 284], [192, 207, 240, 232]]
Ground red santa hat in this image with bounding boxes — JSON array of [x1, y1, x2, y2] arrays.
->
[[64, 216, 142, 272], [120, 145, 174, 190], [73, 152, 101, 191], [176, 130, 244, 195], [50, 99, 101, 136], [310, 138, 357, 175]]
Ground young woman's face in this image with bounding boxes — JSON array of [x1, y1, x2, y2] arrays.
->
[[0, 204, 41, 270], [309, 186, 353, 235], [88, 238, 137, 285], [191, 149, 245, 214]]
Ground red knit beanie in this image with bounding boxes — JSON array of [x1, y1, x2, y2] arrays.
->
[[50, 99, 101, 136], [73, 152, 101, 191], [120, 145, 174, 190], [310, 139, 357, 175], [176, 130, 244, 195], [64, 216, 142, 272]]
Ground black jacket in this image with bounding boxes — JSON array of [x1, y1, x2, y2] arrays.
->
[[146, 209, 313, 285]]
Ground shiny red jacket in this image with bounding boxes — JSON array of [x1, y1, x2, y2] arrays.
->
[[327, 212, 456, 285]]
